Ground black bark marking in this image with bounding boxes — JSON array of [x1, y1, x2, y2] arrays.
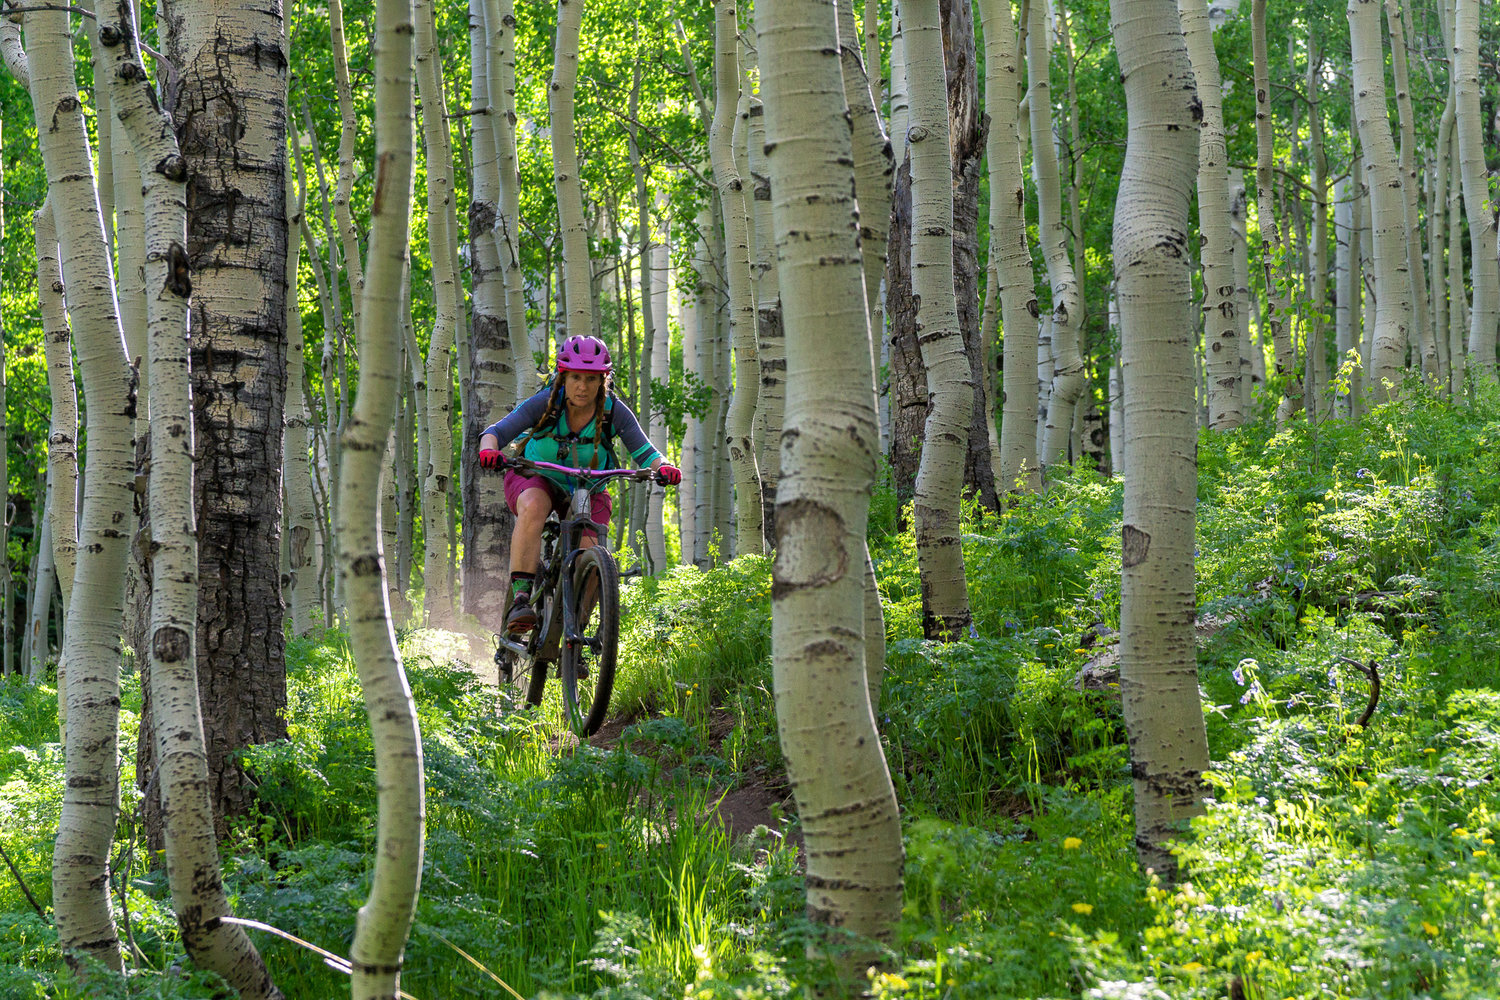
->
[[152, 626, 191, 664], [1122, 524, 1151, 568]]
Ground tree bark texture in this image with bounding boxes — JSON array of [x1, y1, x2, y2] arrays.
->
[[760, 0, 904, 969], [1110, 0, 1210, 879], [158, 0, 291, 832]]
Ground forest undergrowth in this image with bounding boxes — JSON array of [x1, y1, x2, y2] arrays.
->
[[4, 386, 1500, 999]]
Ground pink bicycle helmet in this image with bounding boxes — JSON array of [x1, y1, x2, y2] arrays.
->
[[556, 335, 612, 373]]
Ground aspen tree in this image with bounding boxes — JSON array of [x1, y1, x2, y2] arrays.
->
[[1179, 0, 1242, 429], [286, 172, 321, 636], [341, 0, 426, 992], [0, 137, 5, 678], [629, 56, 669, 573], [487, 0, 534, 399], [678, 268, 700, 564], [980, 0, 1041, 492], [1304, 46, 1330, 419], [1431, 88, 1456, 391], [462, 0, 517, 632], [1027, 0, 1084, 472], [747, 94, 785, 538], [711, 0, 765, 556], [759, 0, 903, 965], [25, 0, 136, 967], [159, 0, 291, 827], [1250, 0, 1299, 419], [551, 0, 596, 352], [1350, 0, 1410, 399], [1110, 0, 1209, 877], [1383, 0, 1432, 378], [329, 0, 365, 317], [101, 8, 280, 993], [1227, 169, 1257, 413], [26, 488, 55, 685], [1453, 0, 1498, 381], [414, 0, 459, 628], [889, 0, 909, 165], [906, 0, 973, 640], [1446, 127, 1467, 396], [35, 202, 78, 618], [1334, 176, 1358, 415]]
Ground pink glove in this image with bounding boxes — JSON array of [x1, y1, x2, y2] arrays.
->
[[479, 448, 505, 470], [657, 463, 682, 485]]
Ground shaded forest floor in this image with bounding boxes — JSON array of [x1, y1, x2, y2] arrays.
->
[[5, 383, 1500, 998]]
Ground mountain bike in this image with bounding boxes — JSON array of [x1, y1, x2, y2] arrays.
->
[[491, 456, 670, 736]]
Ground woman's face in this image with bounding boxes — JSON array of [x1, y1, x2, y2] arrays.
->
[[564, 369, 604, 410]]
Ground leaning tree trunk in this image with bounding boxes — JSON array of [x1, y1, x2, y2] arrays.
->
[[1179, 0, 1243, 429], [906, 0, 973, 641], [343, 0, 426, 992], [26, 0, 136, 970], [35, 202, 79, 619], [1350, 0, 1410, 400], [760, 0, 903, 977], [978, 0, 1040, 493], [711, 0, 765, 557], [158, 0, 290, 834], [1110, 0, 1210, 879], [1453, 0, 1498, 382], [105, 11, 281, 994], [1027, 0, 1084, 474]]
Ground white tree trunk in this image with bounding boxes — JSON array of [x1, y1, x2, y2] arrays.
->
[[35, 201, 78, 617], [343, 0, 426, 994], [26, 0, 135, 969], [980, 0, 1041, 493], [1453, 0, 1498, 381], [906, 0, 973, 639], [760, 0, 903, 970], [415, 0, 458, 628], [1028, 0, 1084, 472], [1179, 0, 1243, 429], [1350, 0, 1410, 400], [1251, 0, 1300, 419], [1110, 0, 1210, 878], [285, 172, 320, 637], [711, 0, 765, 557]]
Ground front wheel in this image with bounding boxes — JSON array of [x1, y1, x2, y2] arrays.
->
[[560, 546, 619, 736]]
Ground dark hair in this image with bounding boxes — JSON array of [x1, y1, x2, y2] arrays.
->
[[528, 370, 615, 468]]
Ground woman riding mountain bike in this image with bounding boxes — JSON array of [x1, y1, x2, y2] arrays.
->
[[477, 334, 681, 635]]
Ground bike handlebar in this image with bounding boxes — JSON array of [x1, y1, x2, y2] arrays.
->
[[497, 455, 672, 486]]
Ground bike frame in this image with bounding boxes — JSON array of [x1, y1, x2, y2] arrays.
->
[[494, 458, 660, 661]]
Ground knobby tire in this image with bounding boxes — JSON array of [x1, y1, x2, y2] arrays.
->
[[561, 546, 619, 736]]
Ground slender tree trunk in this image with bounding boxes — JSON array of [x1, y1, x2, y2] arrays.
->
[[1110, 0, 1209, 879], [342, 0, 426, 994], [907, 0, 973, 640], [760, 0, 903, 972], [711, 0, 765, 557], [1180, 0, 1243, 429], [1334, 176, 1358, 416], [26, 0, 136, 969], [1384, 0, 1434, 379], [1446, 125, 1467, 396], [979, 0, 1040, 493], [1027, 0, 1084, 473], [159, 0, 290, 831], [35, 202, 78, 618], [1350, 0, 1410, 399], [1453, 0, 1498, 381], [747, 96, 785, 542], [285, 172, 320, 636], [1251, 0, 1300, 419], [1305, 47, 1330, 421]]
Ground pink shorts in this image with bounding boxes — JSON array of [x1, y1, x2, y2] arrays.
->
[[503, 470, 612, 535]]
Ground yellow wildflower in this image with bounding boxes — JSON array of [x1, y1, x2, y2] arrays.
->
[[1063, 837, 1083, 850], [1422, 921, 1439, 936], [1474, 850, 1489, 858], [1071, 903, 1094, 915], [1244, 951, 1264, 964], [1352, 780, 1368, 789], [1455, 828, 1470, 837], [1182, 962, 1206, 973]]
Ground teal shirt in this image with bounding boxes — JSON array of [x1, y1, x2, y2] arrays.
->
[[484, 389, 664, 494]]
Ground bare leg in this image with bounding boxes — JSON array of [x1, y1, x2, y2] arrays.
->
[[509, 487, 554, 577]]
